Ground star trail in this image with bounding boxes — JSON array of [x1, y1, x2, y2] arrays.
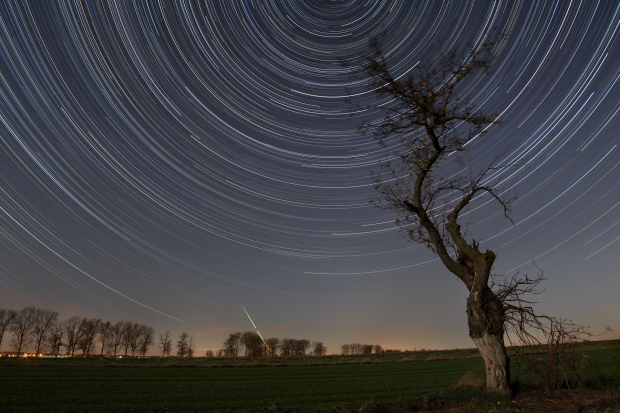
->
[[0, 1, 619, 352]]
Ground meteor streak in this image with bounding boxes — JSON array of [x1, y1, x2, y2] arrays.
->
[[239, 300, 270, 353]]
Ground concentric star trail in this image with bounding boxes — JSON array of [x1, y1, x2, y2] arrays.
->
[[0, 1, 618, 350]]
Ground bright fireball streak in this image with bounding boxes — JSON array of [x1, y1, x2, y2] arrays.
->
[[240, 300, 270, 352]]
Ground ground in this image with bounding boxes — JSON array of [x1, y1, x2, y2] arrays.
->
[[0, 340, 618, 412]]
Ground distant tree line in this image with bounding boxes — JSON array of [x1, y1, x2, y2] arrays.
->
[[340, 343, 384, 355], [4, 308, 401, 359], [152, 330, 198, 358], [213, 332, 327, 357], [0, 307, 159, 357]]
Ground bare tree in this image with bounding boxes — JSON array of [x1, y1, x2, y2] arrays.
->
[[107, 321, 125, 357], [120, 321, 135, 356], [47, 321, 64, 357], [340, 343, 350, 355], [240, 331, 253, 357], [514, 318, 592, 396], [294, 339, 311, 356], [187, 335, 196, 358], [373, 344, 383, 354], [312, 341, 327, 356], [205, 349, 214, 357], [157, 330, 172, 357], [63, 316, 84, 356], [127, 322, 142, 356], [1, 307, 157, 360], [251, 332, 265, 357], [356, 38, 514, 390], [240, 331, 263, 357], [222, 332, 241, 357], [137, 325, 155, 356], [31, 308, 59, 355], [0, 309, 17, 349], [280, 338, 294, 356], [9, 307, 38, 356], [176, 332, 189, 357], [350, 343, 363, 355], [77, 318, 100, 357], [265, 337, 280, 357], [493, 271, 609, 395], [97, 321, 112, 356]]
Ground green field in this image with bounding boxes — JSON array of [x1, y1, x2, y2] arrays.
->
[[2, 339, 618, 369], [0, 347, 618, 412], [5, 359, 482, 413]]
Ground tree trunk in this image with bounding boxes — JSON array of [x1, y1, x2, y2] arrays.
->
[[471, 332, 510, 391], [467, 285, 510, 391]]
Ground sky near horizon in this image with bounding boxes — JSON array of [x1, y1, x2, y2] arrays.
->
[[0, 1, 619, 355]]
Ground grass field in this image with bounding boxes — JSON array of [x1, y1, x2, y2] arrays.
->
[[3, 358, 485, 413], [2, 339, 618, 368], [0, 345, 618, 412]]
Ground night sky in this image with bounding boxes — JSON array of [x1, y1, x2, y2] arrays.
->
[[1, 1, 619, 355]]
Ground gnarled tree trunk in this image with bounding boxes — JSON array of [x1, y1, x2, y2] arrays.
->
[[467, 281, 510, 391]]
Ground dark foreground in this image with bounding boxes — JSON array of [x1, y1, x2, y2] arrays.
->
[[0, 348, 618, 412]]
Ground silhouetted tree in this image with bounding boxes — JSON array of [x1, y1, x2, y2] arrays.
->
[[341, 343, 374, 355], [350, 343, 363, 355], [121, 322, 139, 356], [9, 307, 38, 356], [312, 341, 327, 356], [0, 309, 17, 349], [280, 338, 294, 356], [120, 321, 135, 356], [176, 332, 189, 357], [97, 321, 112, 356], [265, 337, 280, 357], [205, 349, 214, 357], [157, 330, 172, 357], [240, 331, 263, 357], [31, 308, 58, 355], [78, 318, 100, 356], [63, 316, 85, 356], [47, 321, 64, 357], [187, 335, 196, 358], [137, 325, 155, 356], [356, 38, 514, 390], [222, 332, 241, 357], [294, 339, 311, 356], [240, 331, 253, 356], [107, 321, 125, 357], [373, 344, 383, 354]]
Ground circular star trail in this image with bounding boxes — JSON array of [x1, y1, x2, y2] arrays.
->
[[0, 1, 618, 350]]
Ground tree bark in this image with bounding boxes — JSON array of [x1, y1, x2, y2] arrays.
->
[[467, 283, 510, 391], [471, 332, 510, 391]]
